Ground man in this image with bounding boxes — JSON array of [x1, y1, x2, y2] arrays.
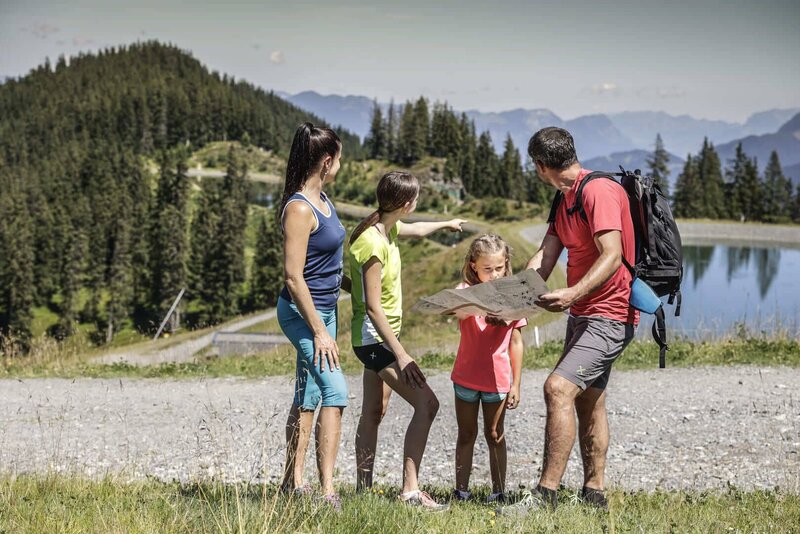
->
[[501, 127, 637, 514]]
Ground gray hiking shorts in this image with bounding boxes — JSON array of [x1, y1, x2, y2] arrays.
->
[[553, 315, 635, 391]]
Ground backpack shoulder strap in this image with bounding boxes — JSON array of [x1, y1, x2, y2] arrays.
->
[[568, 171, 621, 221], [653, 306, 669, 368], [546, 190, 563, 224]]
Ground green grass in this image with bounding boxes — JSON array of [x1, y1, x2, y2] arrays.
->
[[188, 140, 285, 175], [3, 336, 799, 380], [1, 476, 797, 533]]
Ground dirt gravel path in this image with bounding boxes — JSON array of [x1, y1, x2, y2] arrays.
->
[[2, 366, 797, 493]]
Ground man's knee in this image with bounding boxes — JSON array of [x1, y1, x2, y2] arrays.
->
[[543, 375, 580, 408], [576, 388, 606, 420]]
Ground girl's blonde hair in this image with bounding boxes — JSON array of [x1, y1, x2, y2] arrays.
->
[[461, 234, 513, 286]]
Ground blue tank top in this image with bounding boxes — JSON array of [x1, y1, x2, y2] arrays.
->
[[279, 191, 345, 310]]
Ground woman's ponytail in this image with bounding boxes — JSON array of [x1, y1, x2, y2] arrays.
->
[[277, 122, 340, 225], [349, 171, 419, 244], [349, 210, 381, 245]]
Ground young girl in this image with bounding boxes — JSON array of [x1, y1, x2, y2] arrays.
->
[[349, 170, 465, 510], [451, 234, 526, 504]]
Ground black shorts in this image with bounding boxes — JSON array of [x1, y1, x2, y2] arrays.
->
[[353, 342, 397, 372]]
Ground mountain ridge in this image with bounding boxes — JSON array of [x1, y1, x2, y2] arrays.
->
[[279, 90, 797, 163]]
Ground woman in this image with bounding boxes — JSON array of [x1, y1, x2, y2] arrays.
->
[[277, 122, 349, 509]]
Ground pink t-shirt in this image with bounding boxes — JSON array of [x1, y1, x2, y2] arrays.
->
[[451, 283, 527, 393]]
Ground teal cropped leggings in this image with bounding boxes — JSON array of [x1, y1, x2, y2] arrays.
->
[[277, 296, 349, 409]]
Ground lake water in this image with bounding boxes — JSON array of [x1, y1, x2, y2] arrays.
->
[[559, 243, 800, 339], [669, 244, 800, 338]]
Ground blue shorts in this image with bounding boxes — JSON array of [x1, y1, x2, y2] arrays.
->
[[453, 383, 507, 404], [277, 296, 349, 409]]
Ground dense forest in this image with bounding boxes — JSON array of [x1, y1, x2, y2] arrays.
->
[[1, 41, 798, 353], [0, 42, 360, 349], [360, 98, 550, 204]]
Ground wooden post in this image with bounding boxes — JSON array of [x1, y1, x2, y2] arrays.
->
[[154, 288, 186, 341]]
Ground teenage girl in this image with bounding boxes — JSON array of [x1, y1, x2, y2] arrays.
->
[[451, 234, 526, 503], [349, 170, 465, 510]]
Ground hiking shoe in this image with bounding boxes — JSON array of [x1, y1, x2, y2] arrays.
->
[[495, 486, 556, 516], [580, 487, 608, 511], [399, 490, 450, 511], [451, 488, 472, 501], [319, 493, 342, 512], [485, 491, 507, 504]]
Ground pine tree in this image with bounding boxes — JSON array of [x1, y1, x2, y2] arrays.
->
[[188, 179, 220, 319], [696, 139, 725, 219], [128, 154, 153, 330], [412, 97, 431, 156], [672, 155, 701, 218], [430, 102, 449, 158], [523, 157, 550, 206], [26, 176, 59, 305], [396, 101, 417, 165], [499, 134, 523, 203], [0, 179, 35, 348], [105, 201, 134, 342], [726, 143, 761, 221], [57, 227, 88, 339], [457, 115, 477, 196], [204, 147, 249, 322], [762, 151, 791, 223], [385, 100, 397, 161], [792, 184, 800, 223], [148, 151, 190, 332], [647, 133, 671, 197], [474, 132, 499, 198], [364, 100, 386, 159], [250, 211, 284, 309]]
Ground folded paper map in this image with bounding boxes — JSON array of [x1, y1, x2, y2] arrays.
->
[[412, 269, 550, 321]]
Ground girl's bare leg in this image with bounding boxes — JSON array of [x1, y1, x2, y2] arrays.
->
[[355, 370, 392, 491], [377, 362, 440, 493]]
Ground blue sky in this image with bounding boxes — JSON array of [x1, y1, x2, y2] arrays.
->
[[1, 0, 798, 122]]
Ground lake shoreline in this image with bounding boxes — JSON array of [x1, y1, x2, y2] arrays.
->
[[677, 220, 800, 248]]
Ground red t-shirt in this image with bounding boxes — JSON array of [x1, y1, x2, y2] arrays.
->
[[451, 283, 527, 393], [546, 169, 639, 325]]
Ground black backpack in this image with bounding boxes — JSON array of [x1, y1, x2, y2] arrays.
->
[[547, 167, 683, 367]]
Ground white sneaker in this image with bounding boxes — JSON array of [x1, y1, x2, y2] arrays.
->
[[495, 489, 547, 516], [399, 490, 450, 511]]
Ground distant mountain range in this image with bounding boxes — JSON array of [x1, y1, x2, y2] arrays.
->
[[582, 150, 686, 190], [277, 91, 376, 139], [785, 162, 800, 185], [716, 113, 800, 178], [279, 90, 798, 179]]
